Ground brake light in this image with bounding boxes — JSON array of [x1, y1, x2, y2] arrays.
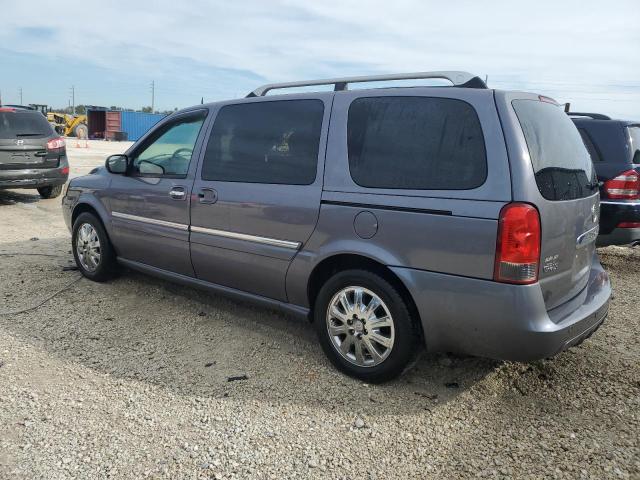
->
[[603, 170, 639, 200], [0, 107, 16, 112], [60, 166, 70, 175], [46, 137, 66, 151], [494, 203, 541, 285], [618, 222, 640, 228], [538, 95, 559, 105]]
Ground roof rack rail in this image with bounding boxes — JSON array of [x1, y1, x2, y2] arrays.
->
[[567, 112, 611, 120], [247, 71, 487, 97]]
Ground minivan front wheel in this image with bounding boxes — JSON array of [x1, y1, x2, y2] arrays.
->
[[314, 270, 418, 383], [72, 212, 118, 282]]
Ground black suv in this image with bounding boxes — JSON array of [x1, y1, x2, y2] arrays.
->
[[570, 113, 640, 246], [0, 107, 69, 198]]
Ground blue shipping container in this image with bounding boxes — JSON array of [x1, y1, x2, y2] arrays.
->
[[121, 111, 167, 142]]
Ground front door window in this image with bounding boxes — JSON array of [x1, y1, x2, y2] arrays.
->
[[132, 112, 206, 178]]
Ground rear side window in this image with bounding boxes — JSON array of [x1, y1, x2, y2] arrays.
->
[[347, 97, 487, 190], [202, 100, 324, 185], [628, 126, 640, 164], [578, 128, 602, 162], [513, 100, 597, 201], [0, 112, 53, 139]]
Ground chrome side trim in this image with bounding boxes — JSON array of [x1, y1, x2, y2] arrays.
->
[[111, 211, 189, 231], [576, 225, 599, 248], [191, 225, 301, 250], [600, 200, 640, 206], [111, 211, 301, 249]]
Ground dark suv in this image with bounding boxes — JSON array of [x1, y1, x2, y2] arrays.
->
[[62, 72, 611, 382], [0, 107, 69, 198], [570, 113, 640, 246]]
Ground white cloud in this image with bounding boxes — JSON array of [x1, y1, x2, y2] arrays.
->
[[1, 0, 639, 116]]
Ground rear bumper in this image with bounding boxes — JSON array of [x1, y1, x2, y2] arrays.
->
[[597, 227, 640, 246], [0, 164, 68, 189], [598, 200, 640, 245], [392, 257, 611, 362]]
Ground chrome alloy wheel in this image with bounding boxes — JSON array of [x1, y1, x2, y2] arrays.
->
[[326, 286, 395, 367], [76, 223, 101, 272]]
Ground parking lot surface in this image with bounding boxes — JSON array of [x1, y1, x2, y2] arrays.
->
[[0, 142, 638, 479]]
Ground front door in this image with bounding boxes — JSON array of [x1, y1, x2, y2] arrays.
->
[[190, 95, 331, 301], [107, 109, 208, 276]]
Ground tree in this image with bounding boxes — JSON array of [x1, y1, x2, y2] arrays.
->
[[141, 106, 152, 113]]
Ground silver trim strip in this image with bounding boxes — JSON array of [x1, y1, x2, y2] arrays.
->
[[576, 225, 599, 247], [111, 211, 189, 231], [191, 225, 301, 250], [600, 200, 640, 206], [111, 211, 301, 249]]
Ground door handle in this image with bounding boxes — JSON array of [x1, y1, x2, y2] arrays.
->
[[198, 188, 218, 204], [169, 187, 186, 200]]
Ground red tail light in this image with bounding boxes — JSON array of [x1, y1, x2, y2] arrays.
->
[[46, 137, 66, 151], [603, 169, 639, 200], [59, 166, 70, 175], [618, 222, 640, 228], [494, 203, 541, 285]]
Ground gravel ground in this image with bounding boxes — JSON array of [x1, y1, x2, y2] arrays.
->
[[0, 144, 638, 479]]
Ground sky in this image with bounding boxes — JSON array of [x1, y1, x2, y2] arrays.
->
[[1, 0, 639, 118]]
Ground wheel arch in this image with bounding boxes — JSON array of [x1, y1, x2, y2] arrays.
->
[[306, 253, 423, 340], [71, 199, 115, 246]]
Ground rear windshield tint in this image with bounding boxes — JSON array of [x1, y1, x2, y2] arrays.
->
[[628, 126, 640, 164], [513, 100, 597, 201], [578, 128, 602, 162], [0, 112, 53, 139]]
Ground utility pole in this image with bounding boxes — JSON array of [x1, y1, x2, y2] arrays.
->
[[70, 85, 75, 115], [18, 87, 23, 105], [150, 80, 155, 113]]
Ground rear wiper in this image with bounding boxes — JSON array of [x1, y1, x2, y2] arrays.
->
[[15, 133, 44, 137]]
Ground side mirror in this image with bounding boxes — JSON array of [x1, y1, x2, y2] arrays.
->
[[105, 154, 128, 174]]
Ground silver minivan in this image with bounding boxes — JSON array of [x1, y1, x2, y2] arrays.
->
[[62, 71, 611, 382]]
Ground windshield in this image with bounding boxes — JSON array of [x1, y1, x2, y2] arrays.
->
[[628, 126, 640, 164], [0, 112, 53, 139], [513, 100, 597, 201]]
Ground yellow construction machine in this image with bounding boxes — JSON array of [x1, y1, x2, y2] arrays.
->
[[47, 112, 88, 138]]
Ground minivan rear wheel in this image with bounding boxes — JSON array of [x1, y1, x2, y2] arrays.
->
[[314, 269, 418, 383]]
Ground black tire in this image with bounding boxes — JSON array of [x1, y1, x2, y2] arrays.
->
[[72, 212, 118, 282], [313, 269, 419, 383], [74, 123, 88, 139], [37, 184, 63, 199]]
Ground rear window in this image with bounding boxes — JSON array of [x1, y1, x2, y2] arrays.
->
[[0, 112, 53, 139], [347, 96, 487, 190], [513, 100, 597, 201], [578, 128, 602, 162], [628, 126, 640, 164]]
